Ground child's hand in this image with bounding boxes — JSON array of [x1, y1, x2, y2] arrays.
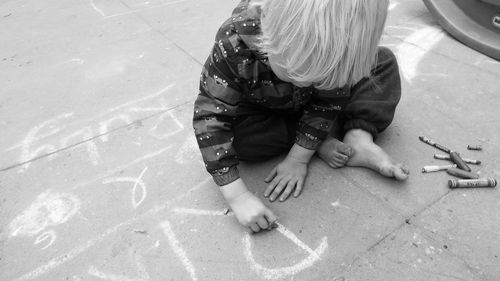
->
[[228, 191, 278, 233], [264, 156, 308, 202], [220, 178, 277, 233]]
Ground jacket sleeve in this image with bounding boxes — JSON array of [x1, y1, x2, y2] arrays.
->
[[295, 88, 349, 150], [193, 44, 243, 186]]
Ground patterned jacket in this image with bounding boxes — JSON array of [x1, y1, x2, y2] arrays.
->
[[193, 0, 352, 186]]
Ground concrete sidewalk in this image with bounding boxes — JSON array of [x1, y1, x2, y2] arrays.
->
[[1, 0, 499, 280]]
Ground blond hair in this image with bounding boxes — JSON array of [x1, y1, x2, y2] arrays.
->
[[250, 0, 389, 89]]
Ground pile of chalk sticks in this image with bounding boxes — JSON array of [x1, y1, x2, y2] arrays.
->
[[419, 136, 497, 189]]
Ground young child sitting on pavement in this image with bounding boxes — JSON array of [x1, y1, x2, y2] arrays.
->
[[193, 0, 410, 233]]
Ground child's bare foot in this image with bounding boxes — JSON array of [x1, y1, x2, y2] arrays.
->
[[343, 129, 409, 181], [317, 136, 354, 168]]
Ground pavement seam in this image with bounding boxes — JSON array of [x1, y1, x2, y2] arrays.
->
[[87, 0, 203, 67], [167, 38, 204, 66], [0, 99, 194, 172], [343, 185, 490, 281], [408, 192, 492, 281], [412, 221, 491, 281]]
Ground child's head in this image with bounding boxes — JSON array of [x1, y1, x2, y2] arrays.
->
[[251, 0, 389, 90]]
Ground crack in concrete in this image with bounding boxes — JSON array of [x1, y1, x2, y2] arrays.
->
[[132, 4, 204, 67], [342, 184, 490, 280], [0, 99, 192, 172]]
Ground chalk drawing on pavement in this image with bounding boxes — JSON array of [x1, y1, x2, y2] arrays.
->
[[34, 230, 57, 250], [89, 0, 106, 17], [18, 113, 74, 172], [244, 223, 328, 280], [148, 111, 184, 140], [383, 24, 446, 84], [8, 189, 81, 251], [102, 167, 149, 209], [10, 172, 330, 280], [8, 189, 81, 238], [171, 207, 329, 280], [175, 136, 200, 165], [7, 84, 176, 172], [98, 114, 133, 142], [8, 149, 208, 281], [160, 220, 198, 281], [60, 126, 102, 165]]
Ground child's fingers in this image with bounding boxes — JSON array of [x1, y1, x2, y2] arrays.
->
[[269, 179, 287, 201], [333, 151, 349, 162], [264, 176, 281, 197], [249, 223, 261, 233], [264, 167, 278, 183], [256, 217, 269, 230], [329, 159, 344, 168], [264, 209, 278, 229], [279, 180, 297, 202], [294, 178, 304, 197]]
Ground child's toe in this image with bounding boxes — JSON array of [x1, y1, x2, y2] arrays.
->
[[337, 143, 354, 157], [333, 151, 349, 163], [328, 161, 343, 168], [394, 164, 409, 181], [400, 164, 410, 175], [379, 163, 409, 181]]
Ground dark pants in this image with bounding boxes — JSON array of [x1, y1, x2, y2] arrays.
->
[[233, 47, 401, 161]]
